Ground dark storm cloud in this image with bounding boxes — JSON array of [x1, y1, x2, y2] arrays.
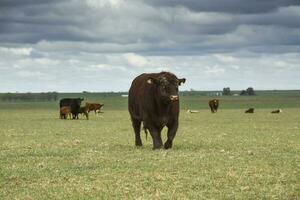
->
[[1, 0, 299, 54], [144, 0, 300, 14], [0, 0, 54, 7], [0, 0, 91, 43]]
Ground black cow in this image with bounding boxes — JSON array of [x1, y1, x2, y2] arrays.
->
[[208, 99, 219, 113], [128, 72, 186, 149], [59, 98, 84, 119], [245, 108, 254, 113]]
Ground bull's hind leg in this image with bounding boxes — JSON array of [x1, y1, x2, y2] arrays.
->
[[131, 119, 142, 146]]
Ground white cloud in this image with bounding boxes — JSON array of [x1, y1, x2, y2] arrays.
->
[[17, 70, 44, 78], [230, 65, 240, 70], [214, 54, 239, 63], [0, 47, 33, 56], [0, 51, 300, 92], [204, 65, 226, 76], [89, 64, 113, 71], [123, 53, 149, 67], [86, 0, 123, 9]]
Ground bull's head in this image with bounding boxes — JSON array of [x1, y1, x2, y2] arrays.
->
[[147, 75, 186, 103], [213, 99, 218, 106]]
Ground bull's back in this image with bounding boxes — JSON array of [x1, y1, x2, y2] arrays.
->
[[128, 74, 149, 120]]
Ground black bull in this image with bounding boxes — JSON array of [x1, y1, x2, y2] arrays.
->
[[128, 72, 186, 150], [59, 98, 84, 119]]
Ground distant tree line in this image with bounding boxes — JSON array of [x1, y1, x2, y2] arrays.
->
[[223, 87, 231, 95], [240, 87, 255, 96], [223, 87, 255, 96], [0, 92, 58, 102]]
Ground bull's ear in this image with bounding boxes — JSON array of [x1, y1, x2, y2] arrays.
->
[[147, 77, 159, 85], [178, 78, 186, 86]]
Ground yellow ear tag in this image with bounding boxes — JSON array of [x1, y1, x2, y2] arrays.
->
[[147, 79, 152, 84]]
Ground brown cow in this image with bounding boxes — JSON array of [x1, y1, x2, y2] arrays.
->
[[60, 106, 71, 119], [85, 102, 104, 114], [128, 72, 186, 149], [78, 106, 89, 120], [208, 99, 219, 113]]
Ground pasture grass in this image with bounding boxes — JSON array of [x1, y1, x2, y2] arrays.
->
[[1, 92, 300, 199], [1, 104, 299, 199]]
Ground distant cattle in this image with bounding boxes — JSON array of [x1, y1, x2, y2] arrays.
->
[[59, 98, 84, 119], [85, 102, 104, 114], [78, 106, 89, 120], [208, 99, 219, 113], [245, 108, 255, 113], [128, 72, 186, 149], [271, 109, 282, 114], [60, 106, 71, 119]]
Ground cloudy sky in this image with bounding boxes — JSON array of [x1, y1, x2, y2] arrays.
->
[[1, 0, 300, 92]]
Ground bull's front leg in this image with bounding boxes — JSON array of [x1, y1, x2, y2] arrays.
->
[[165, 120, 178, 149], [149, 127, 163, 150]]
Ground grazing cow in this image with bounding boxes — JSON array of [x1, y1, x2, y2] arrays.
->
[[128, 72, 186, 149], [78, 106, 89, 120], [60, 106, 71, 119], [85, 102, 104, 114], [59, 98, 84, 119], [271, 109, 282, 114], [245, 108, 255, 113], [208, 99, 219, 113]]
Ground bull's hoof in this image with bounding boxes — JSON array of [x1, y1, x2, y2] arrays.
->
[[152, 146, 162, 150], [164, 141, 173, 149], [135, 142, 143, 147]]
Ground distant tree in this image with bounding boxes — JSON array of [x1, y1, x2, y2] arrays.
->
[[45, 92, 52, 101], [0, 91, 59, 102], [223, 87, 231, 96], [246, 87, 255, 96], [240, 87, 255, 96], [52, 92, 58, 101], [240, 90, 247, 95]]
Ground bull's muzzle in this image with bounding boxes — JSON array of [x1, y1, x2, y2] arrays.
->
[[170, 95, 179, 101]]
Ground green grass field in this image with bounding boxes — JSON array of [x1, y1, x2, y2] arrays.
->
[[1, 92, 299, 199]]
